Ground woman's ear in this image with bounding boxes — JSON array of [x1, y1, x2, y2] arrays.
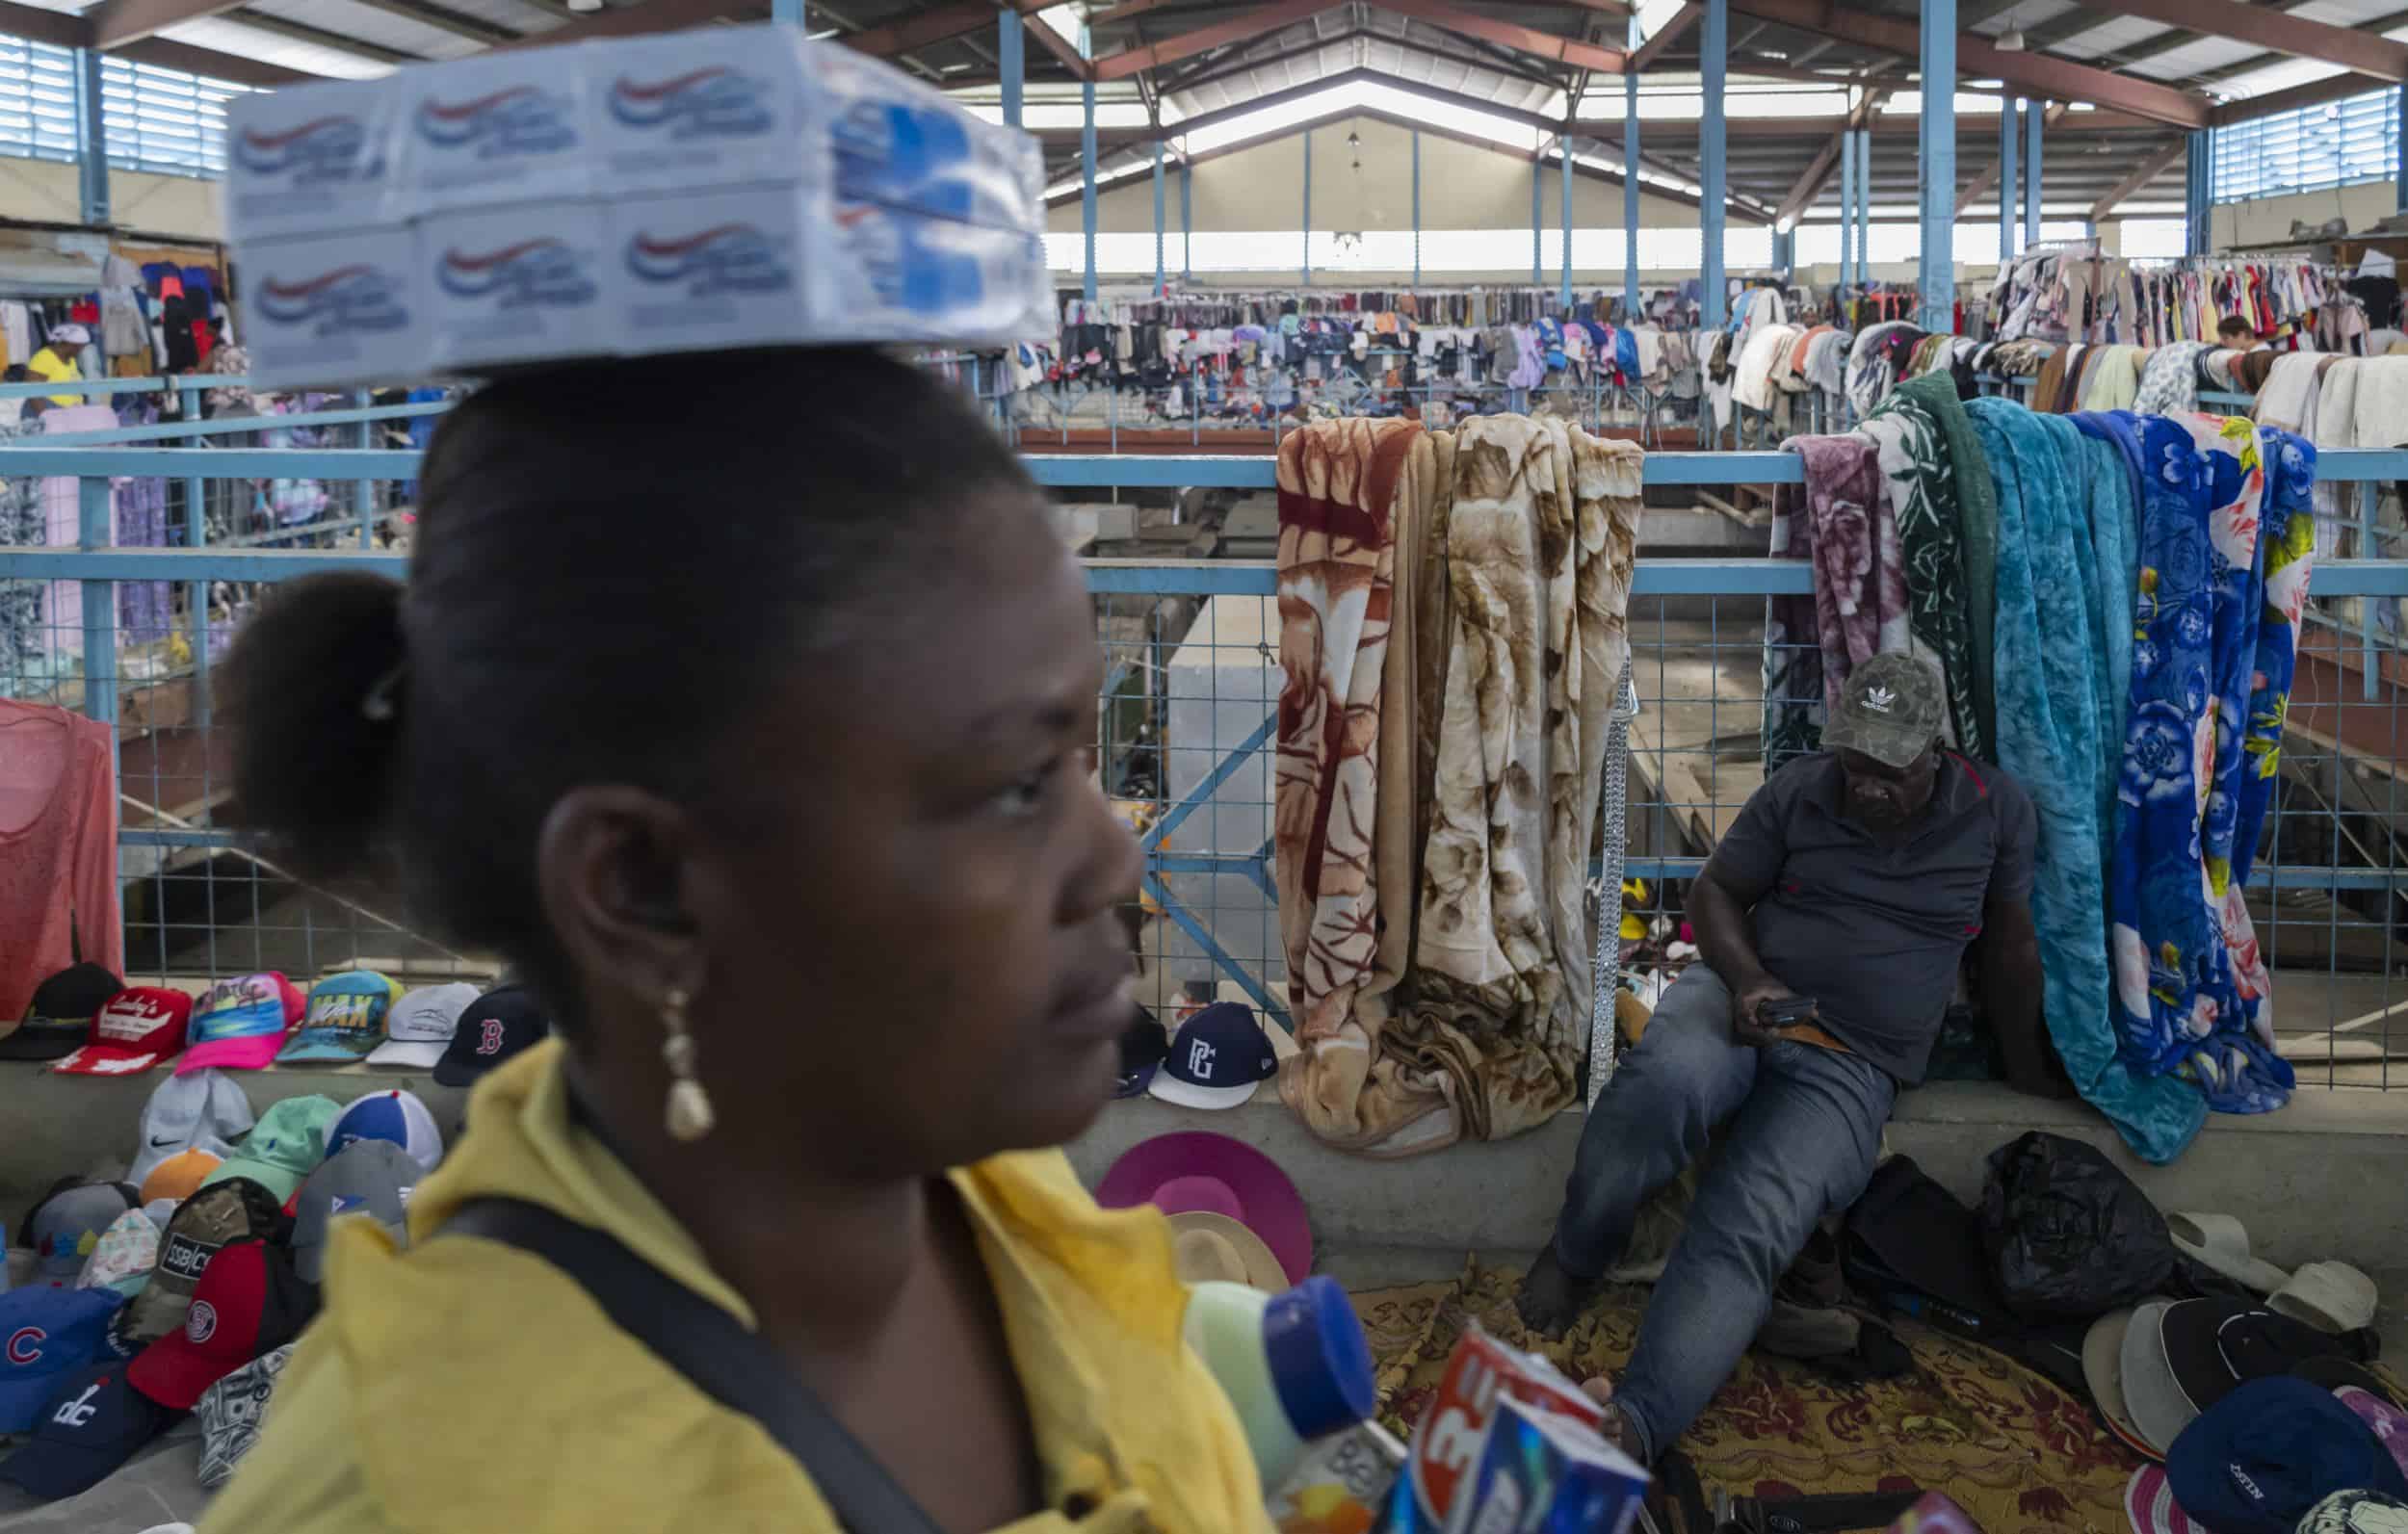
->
[[534, 785, 708, 1009]]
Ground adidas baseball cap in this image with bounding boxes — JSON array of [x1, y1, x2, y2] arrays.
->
[[53, 988, 194, 1077], [25, 1182, 139, 1287], [433, 985, 549, 1087], [111, 1178, 285, 1352], [201, 1095, 342, 1206], [127, 1068, 253, 1187], [129, 1237, 316, 1411], [327, 1089, 444, 1175], [1148, 1003, 1278, 1110], [0, 1287, 128, 1433], [177, 974, 306, 1075], [366, 981, 479, 1069], [75, 1210, 158, 1295], [0, 965, 124, 1061], [1821, 652, 1948, 770], [275, 971, 404, 1065], [138, 1149, 222, 1209], [0, 1361, 171, 1500], [292, 1139, 415, 1284]]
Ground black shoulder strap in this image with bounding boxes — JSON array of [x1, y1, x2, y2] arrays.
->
[[441, 1197, 945, 1534]]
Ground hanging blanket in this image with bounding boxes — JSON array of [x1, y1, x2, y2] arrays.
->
[[1390, 417, 1640, 1146], [1965, 399, 2206, 1164], [1762, 466, 1825, 771], [1776, 433, 1908, 714], [2108, 415, 2310, 1118], [1860, 375, 1994, 763], [2133, 341, 2211, 417], [1273, 419, 1460, 1153]]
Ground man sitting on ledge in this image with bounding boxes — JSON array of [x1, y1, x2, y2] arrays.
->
[[1515, 652, 2055, 1465]]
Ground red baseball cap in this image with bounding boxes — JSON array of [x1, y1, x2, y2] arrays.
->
[[127, 1239, 316, 1410], [53, 989, 194, 1077]]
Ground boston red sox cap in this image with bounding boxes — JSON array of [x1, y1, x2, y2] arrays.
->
[[433, 985, 550, 1089]]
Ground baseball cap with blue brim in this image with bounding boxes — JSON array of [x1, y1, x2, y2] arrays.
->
[[1820, 653, 1948, 770], [275, 971, 404, 1064], [366, 981, 479, 1069], [177, 974, 305, 1076], [0, 1287, 127, 1434]]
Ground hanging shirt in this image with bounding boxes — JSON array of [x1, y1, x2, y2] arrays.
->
[[24, 346, 80, 406], [0, 701, 121, 1024]]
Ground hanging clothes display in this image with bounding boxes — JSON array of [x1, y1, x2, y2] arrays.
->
[[2107, 416, 2314, 1118], [0, 418, 40, 697], [0, 699, 122, 1024]]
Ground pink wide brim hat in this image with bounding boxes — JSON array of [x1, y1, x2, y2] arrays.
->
[[1095, 1131, 1311, 1287]]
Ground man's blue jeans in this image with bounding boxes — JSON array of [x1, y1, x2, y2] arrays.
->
[[1550, 963, 1896, 1462]]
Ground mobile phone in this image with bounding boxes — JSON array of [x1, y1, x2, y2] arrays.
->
[[1757, 995, 1819, 1028]]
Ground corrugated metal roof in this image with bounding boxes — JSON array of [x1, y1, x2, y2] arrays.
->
[[161, 13, 395, 76], [246, 0, 484, 58]]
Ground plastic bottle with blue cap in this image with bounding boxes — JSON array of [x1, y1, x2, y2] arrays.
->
[[1182, 1273, 1377, 1490]]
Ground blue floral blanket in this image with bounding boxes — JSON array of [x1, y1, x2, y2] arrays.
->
[[1966, 400, 2207, 1162], [2106, 413, 2313, 1116]]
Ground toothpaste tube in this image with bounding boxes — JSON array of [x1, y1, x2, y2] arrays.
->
[[1269, 1421, 1406, 1534], [1380, 1325, 1610, 1532], [1441, 1397, 1649, 1534], [819, 197, 1051, 341]]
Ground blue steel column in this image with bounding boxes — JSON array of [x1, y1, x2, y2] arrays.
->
[[1180, 157, 1191, 282], [1854, 127, 1871, 289], [1700, 0, 1727, 325], [1531, 154, 1543, 286], [1080, 24, 1097, 301], [770, 0, 798, 19], [1302, 131, 1312, 284], [1152, 138, 1165, 293], [180, 383, 206, 729], [78, 478, 114, 747], [1560, 139, 1574, 306], [2186, 128, 2211, 256], [75, 49, 106, 225], [1840, 127, 1857, 291], [1411, 131, 1422, 285], [999, 11, 1023, 128], [1916, 0, 1955, 333], [2398, 87, 2407, 211], [1999, 96, 2018, 265], [1623, 15, 1640, 322], [2024, 97, 2044, 248]]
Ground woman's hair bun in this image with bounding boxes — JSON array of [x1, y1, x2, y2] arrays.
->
[[216, 569, 407, 881]]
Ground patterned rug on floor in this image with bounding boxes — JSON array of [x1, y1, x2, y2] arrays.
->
[[1350, 1259, 2145, 1534]]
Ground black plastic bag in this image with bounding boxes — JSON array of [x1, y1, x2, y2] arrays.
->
[[1979, 1131, 2177, 1323]]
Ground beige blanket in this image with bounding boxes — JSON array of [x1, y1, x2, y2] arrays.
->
[[1273, 420, 1458, 1150]]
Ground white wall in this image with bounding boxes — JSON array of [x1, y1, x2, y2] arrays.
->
[[0, 157, 222, 242], [1049, 117, 1693, 240], [2212, 181, 2392, 251]]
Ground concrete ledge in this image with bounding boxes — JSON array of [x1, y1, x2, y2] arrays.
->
[[1066, 1082, 2408, 1279], [0, 1061, 468, 1216]]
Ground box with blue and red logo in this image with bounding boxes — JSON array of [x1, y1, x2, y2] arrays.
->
[[225, 20, 1052, 385], [243, 227, 421, 385], [222, 76, 396, 243], [421, 201, 609, 371]]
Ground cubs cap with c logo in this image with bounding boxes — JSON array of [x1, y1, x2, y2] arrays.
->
[[433, 985, 550, 1088], [0, 1287, 126, 1434]]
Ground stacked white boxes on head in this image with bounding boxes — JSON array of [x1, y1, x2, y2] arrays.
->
[[225, 24, 1052, 386]]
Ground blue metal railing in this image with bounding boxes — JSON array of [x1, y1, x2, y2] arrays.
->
[[6, 444, 2407, 1071]]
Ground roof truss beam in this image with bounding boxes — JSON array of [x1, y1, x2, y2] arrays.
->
[[1629, 1, 1699, 70], [1093, 0, 1346, 81], [2045, 0, 2408, 83], [2089, 138, 2186, 219], [1374, 0, 1627, 73], [1721, 0, 2209, 127]]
